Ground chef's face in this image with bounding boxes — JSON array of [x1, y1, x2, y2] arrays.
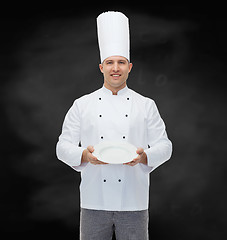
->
[[99, 56, 133, 92]]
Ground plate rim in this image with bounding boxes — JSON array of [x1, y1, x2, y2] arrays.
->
[[93, 141, 138, 164]]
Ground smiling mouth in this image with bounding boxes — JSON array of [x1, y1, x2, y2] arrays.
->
[[111, 74, 121, 77]]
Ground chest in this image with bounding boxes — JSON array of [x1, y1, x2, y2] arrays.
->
[[80, 92, 147, 145], [98, 95, 131, 133]]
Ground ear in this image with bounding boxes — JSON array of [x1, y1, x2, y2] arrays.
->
[[128, 63, 133, 73], [99, 64, 104, 73]]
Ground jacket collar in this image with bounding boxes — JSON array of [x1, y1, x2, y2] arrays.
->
[[102, 85, 129, 96]]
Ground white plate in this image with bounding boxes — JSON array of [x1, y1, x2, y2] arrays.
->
[[93, 141, 138, 164]]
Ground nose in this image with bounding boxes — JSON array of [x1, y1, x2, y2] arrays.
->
[[113, 62, 119, 72]]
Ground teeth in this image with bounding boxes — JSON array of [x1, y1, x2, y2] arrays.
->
[[112, 75, 120, 77]]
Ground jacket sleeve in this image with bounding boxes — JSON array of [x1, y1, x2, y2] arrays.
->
[[144, 99, 172, 172], [56, 100, 86, 171]]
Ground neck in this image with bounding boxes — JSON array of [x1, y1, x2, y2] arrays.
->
[[104, 82, 127, 95]]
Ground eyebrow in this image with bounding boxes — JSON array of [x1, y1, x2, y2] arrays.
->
[[105, 59, 127, 63]]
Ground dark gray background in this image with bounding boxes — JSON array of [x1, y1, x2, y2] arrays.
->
[[1, 3, 227, 240]]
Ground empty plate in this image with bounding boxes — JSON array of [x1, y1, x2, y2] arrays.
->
[[93, 141, 138, 164]]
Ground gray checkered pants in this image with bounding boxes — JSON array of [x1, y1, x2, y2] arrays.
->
[[80, 208, 149, 240]]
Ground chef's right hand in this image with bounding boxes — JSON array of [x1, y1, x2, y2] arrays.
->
[[82, 145, 108, 165]]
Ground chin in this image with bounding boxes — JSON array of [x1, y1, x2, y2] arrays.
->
[[110, 79, 126, 86], [111, 83, 125, 88]]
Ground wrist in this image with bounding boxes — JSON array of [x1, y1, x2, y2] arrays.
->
[[141, 152, 148, 165], [81, 149, 88, 163]]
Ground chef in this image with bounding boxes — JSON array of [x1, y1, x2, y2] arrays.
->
[[56, 11, 172, 240]]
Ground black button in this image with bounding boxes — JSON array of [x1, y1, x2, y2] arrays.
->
[[127, 97, 129, 100], [118, 179, 121, 182], [99, 115, 102, 117], [103, 179, 106, 182], [125, 114, 128, 117], [123, 136, 126, 139], [101, 136, 104, 139], [99, 97, 102, 100]]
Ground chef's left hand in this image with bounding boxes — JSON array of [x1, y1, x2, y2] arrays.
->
[[124, 148, 147, 166]]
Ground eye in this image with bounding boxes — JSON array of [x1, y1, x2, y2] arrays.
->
[[119, 61, 126, 64], [106, 61, 113, 65]]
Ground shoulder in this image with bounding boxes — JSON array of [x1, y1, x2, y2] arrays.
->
[[73, 88, 102, 106], [129, 88, 155, 107], [129, 89, 161, 118]]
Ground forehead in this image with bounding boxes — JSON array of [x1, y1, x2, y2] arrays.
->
[[104, 56, 128, 62]]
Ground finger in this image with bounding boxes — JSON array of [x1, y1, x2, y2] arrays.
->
[[136, 147, 144, 155], [124, 159, 139, 166], [123, 160, 136, 165], [90, 159, 108, 165], [128, 161, 138, 166], [96, 160, 108, 165], [88, 152, 97, 162], [132, 155, 140, 162]]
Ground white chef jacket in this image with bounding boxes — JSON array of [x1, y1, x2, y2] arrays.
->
[[56, 85, 172, 211]]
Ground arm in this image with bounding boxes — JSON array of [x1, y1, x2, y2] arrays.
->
[[56, 100, 86, 170], [144, 100, 172, 171], [56, 100, 107, 170], [124, 100, 172, 171]]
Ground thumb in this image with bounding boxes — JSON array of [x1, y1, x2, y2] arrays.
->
[[136, 147, 144, 155], [87, 145, 94, 153]]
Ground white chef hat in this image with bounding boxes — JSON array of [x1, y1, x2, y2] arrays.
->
[[97, 11, 130, 63]]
